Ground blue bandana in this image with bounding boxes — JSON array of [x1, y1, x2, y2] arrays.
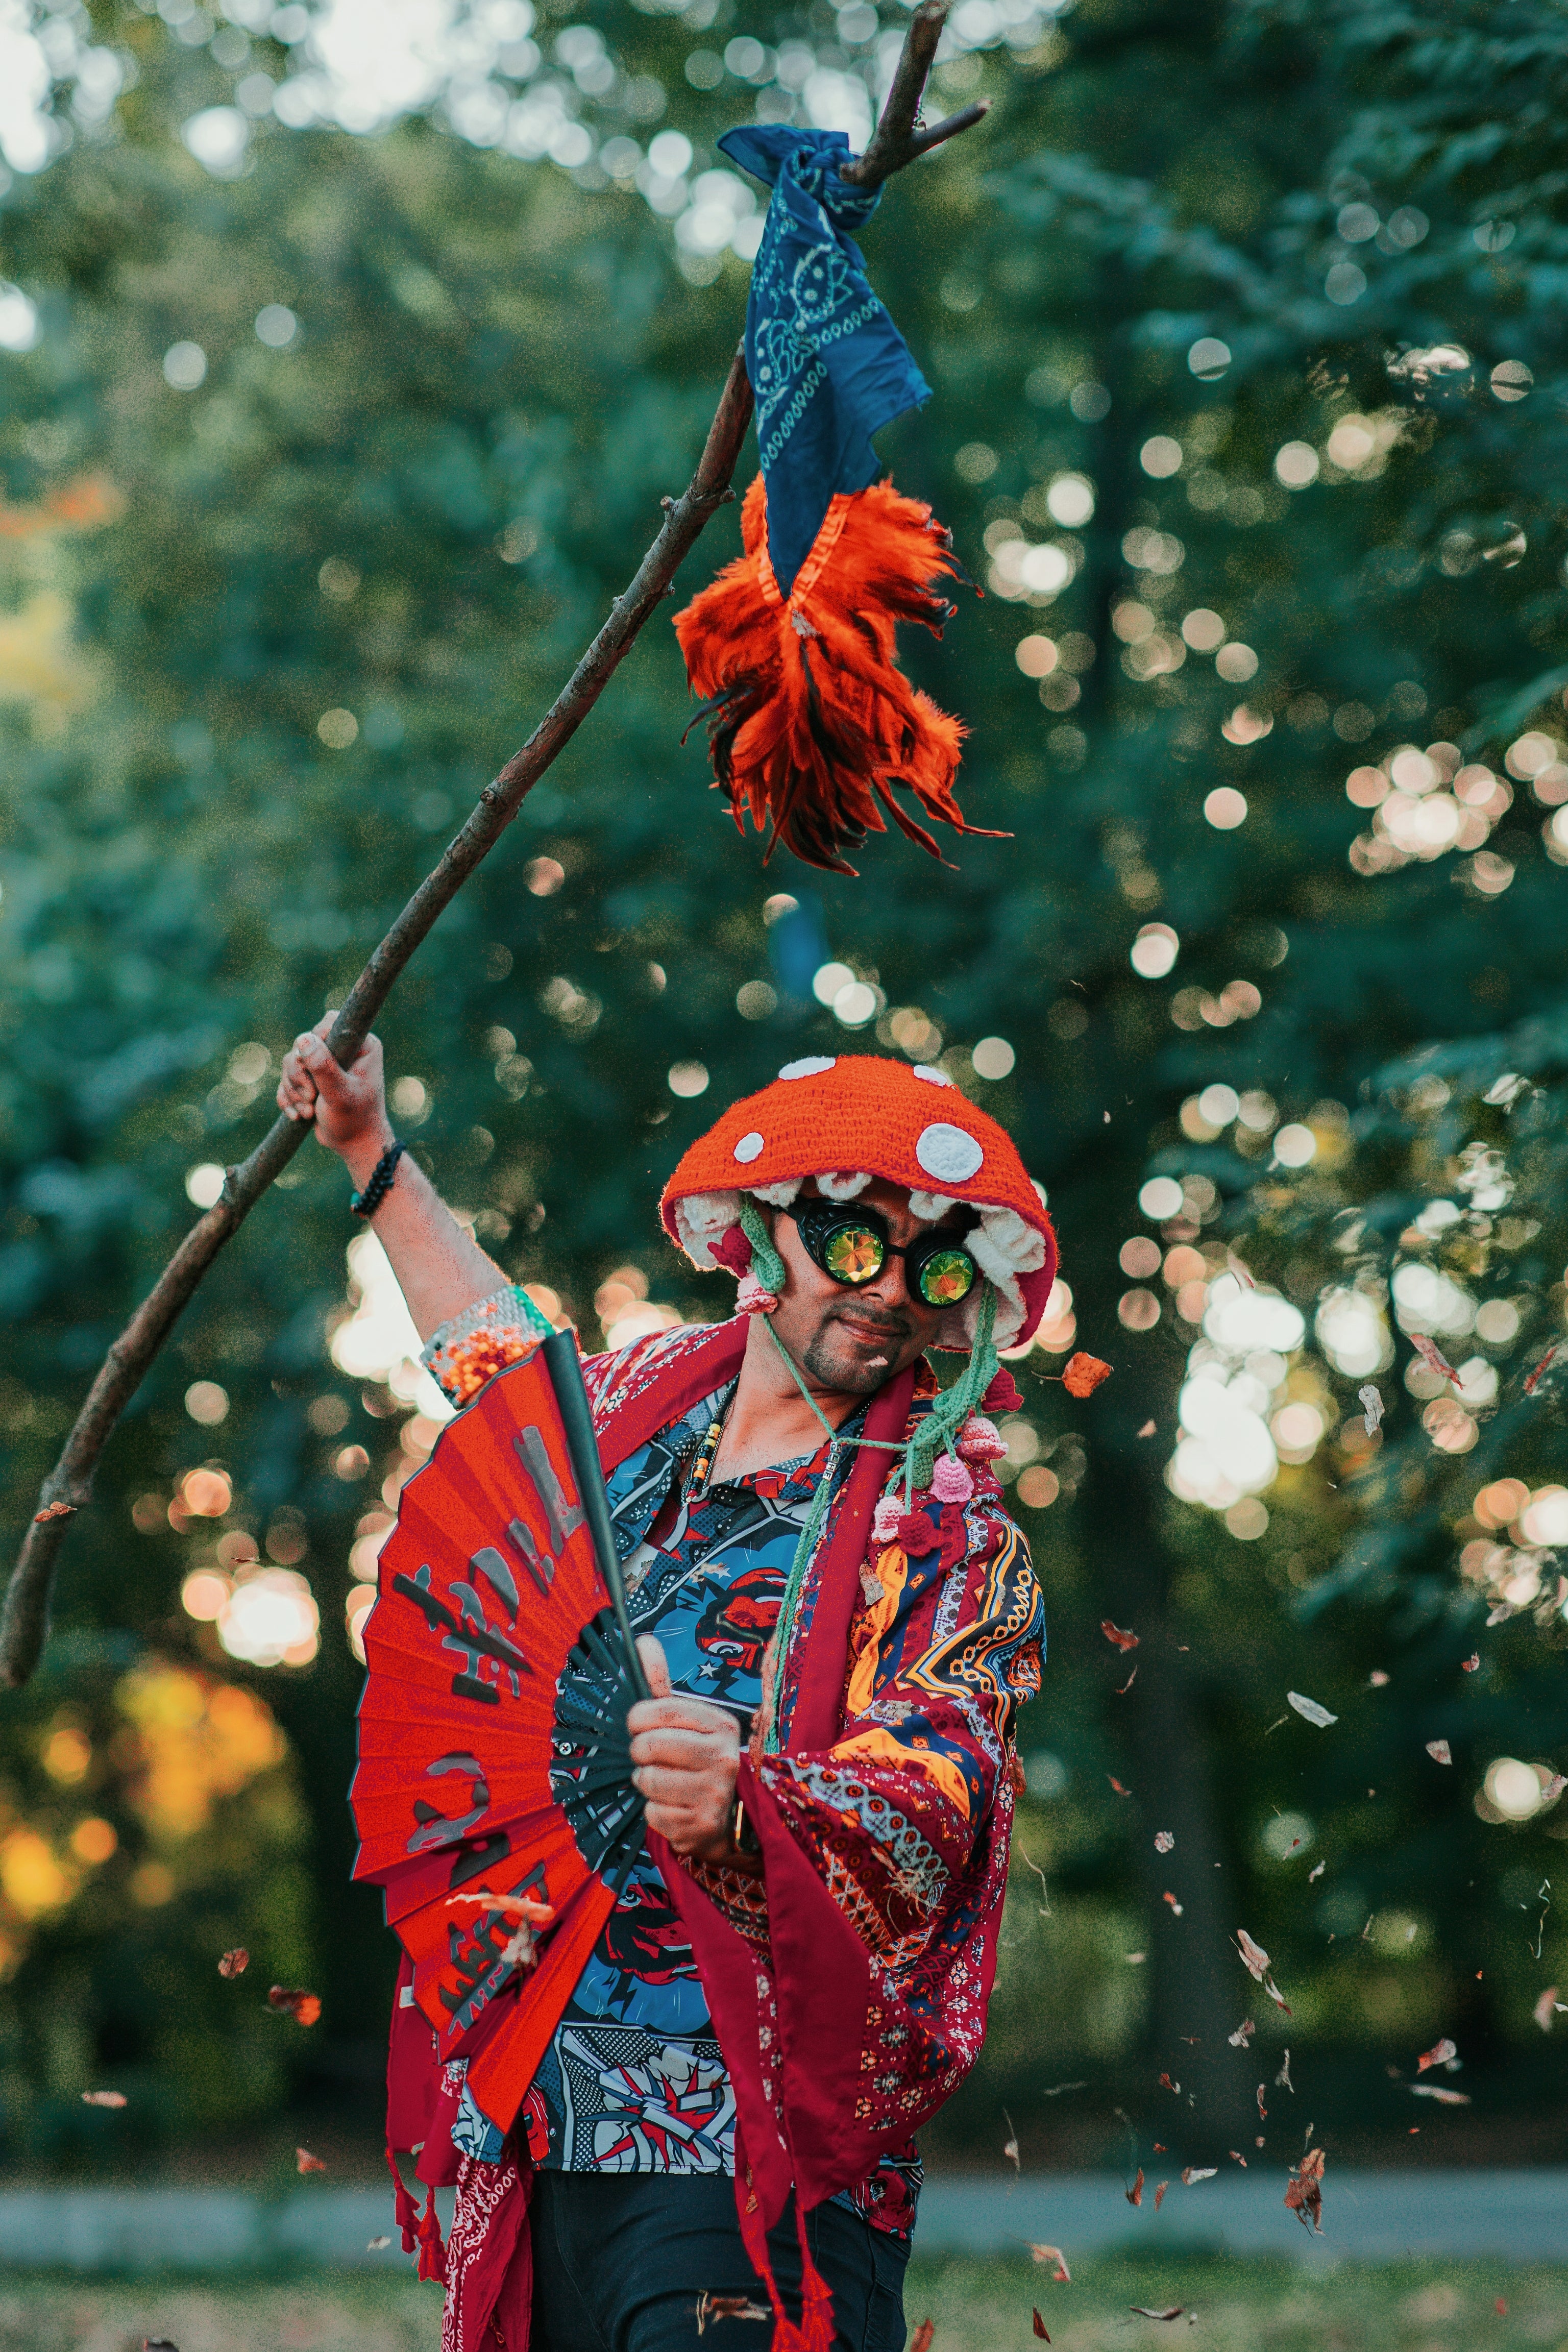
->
[[719, 125, 932, 597]]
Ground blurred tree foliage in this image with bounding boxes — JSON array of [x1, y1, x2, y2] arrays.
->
[[0, 0, 1564, 2175]]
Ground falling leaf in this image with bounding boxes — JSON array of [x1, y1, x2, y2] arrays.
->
[[1126, 2167, 1144, 2206], [1155, 1831, 1174, 1853], [81, 2090, 126, 2109], [1309, 1861, 1325, 1881], [366, 2235, 391, 2250], [910, 2328, 934, 2352], [268, 1986, 322, 2025], [1497, 2297, 1510, 2316], [1109, 1776, 1131, 1796], [1229, 2150, 1248, 2167], [1417, 2037, 1457, 2073], [1357, 1382, 1384, 1434], [1027, 2244, 1071, 2282], [1228, 2019, 1256, 2047], [1154, 2179, 1168, 2210], [1256, 2084, 1268, 2123], [1533, 1986, 1560, 2033], [1033, 2310, 1051, 2341], [1426, 1740, 1453, 1766], [1410, 2084, 1470, 2104], [1158, 2072, 1180, 2094], [1003, 2135, 1020, 2172], [1235, 1930, 1270, 1982], [1042, 2083, 1088, 2098], [1137, 1419, 1157, 1438], [1101, 1621, 1140, 1652], [700, 2294, 771, 2330], [696, 2292, 772, 2331], [1117, 1667, 1139, 1697], [1410, 1331, 1460, 1382], [1287, 1692, 1338, 1729], [1369, 1670, 1390, 1687], [1525, 1341, 1561, 1395], [296, 2147, 327, 2173], [1182, 2167, 1216, 2185], [1162, 1891, 1184, 1916], [1461, 1655, 1480, 1674], [1063, 1352, 1112, 1398], [1276, 2050, 1293, 2092], [446, 1890, 554, 1925], [1131, 2309, 1186, 2323], [1284, 2145, 1326, 2233], [218, 1949, 249, 1978], [1263, 1976, 1293, 2016]]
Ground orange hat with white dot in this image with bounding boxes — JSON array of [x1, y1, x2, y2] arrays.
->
[[660, 1053, 1057, 1350]]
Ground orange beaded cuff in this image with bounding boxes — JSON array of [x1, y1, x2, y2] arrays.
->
[[421, 1284, 554, 1408]]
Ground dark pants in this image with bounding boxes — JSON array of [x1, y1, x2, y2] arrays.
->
[[529, 2171, 911, 2352]]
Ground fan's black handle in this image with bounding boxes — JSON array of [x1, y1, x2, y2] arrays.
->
[[542, 1328, 651, 1704]]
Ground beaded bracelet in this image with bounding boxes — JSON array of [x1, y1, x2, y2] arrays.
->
[[350, 1139, 407, 1220]]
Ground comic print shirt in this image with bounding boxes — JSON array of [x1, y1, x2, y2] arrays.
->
[[530, 1378, 856, 2181]]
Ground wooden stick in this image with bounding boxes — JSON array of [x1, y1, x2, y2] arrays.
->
[[0, 357, 753, 1688], [0, 0, 980, 1689], [840, 0, 989, 189]]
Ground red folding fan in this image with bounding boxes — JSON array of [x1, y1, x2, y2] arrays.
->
[[350, 1329, 648, 2135]]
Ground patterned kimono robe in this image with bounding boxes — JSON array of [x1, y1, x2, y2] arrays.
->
[[410, 1297, 1044, 2347]]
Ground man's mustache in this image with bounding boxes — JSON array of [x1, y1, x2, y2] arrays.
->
[[822, 1298, 914, 1344]]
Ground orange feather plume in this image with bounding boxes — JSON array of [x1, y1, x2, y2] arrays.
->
[[674, 474, 1001, 875]]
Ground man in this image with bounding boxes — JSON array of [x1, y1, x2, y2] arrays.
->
[[280, 1023, 1057, 2351]]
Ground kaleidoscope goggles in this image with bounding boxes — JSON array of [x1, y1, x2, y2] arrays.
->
[[782, 1200, 979, 1310]]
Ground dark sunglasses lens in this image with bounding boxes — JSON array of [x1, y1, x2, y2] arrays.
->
[[822, 1224, 885, 1284], [918, 1247, 976, 1307]]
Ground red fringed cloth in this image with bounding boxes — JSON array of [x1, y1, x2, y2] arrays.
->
[[390, 1316, 1040, 2351], [675, 474, 1001, 876]]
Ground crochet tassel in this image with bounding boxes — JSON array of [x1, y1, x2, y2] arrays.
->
[[675, 474, 1001, 876]]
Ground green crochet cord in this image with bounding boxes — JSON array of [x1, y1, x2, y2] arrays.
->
[[737, 1194, 788, 1295], [750, 1266, 1002, 1752], [904, 1282, 999, 1495]]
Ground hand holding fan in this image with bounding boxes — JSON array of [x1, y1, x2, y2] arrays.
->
[[351, 1327, 650, 2136]]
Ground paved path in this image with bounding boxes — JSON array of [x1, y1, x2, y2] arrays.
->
[[917, 2170, 1568, 2263], [0, 2172, 1558, 2271]]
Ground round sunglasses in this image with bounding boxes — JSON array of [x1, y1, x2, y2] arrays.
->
[[783, 1200, 978, 1310]]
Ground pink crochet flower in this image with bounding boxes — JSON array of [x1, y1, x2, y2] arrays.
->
[[929, 1453, 974, 1505], [734, 1272, 779, 1315], [871, 1491, 904, 1544], [957, 1413, 1006, 1462]]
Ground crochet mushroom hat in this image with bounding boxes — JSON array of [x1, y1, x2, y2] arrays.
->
[[660, 1053, 1057, 1351]]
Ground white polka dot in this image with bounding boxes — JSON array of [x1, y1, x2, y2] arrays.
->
[[916, 1122, 984, 1185], [912, 1064, 953, 1087], [732, 1131, 765, 1164], [777, 1057, 836, 1081]]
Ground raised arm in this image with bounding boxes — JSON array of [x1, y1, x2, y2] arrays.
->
[[277, 1017, 507, 1342]]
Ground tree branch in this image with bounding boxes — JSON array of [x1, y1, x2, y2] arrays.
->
[[840, 0, 989, 189], [0, 12, 993, 1688], [0, 350, 754, 1689]]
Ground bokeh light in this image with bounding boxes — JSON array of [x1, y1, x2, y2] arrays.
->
[[216, 1570, 320, 1669], [1130, 924, 1179, 978]]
